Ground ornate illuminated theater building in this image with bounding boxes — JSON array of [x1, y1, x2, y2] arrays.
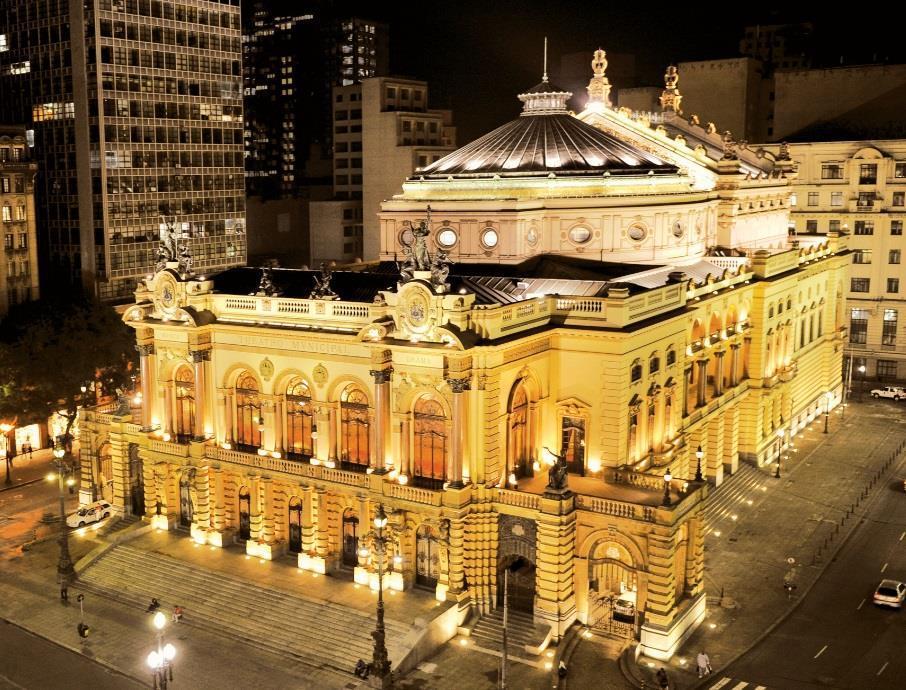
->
[[81, 52, 848, 661]]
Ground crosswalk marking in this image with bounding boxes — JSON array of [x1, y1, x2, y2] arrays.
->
[[708, 677, 768, 690], [731, 683, 749, 690], [709, 678, 732, 689]]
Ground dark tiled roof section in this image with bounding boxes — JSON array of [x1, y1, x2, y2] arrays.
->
[[418, 113, 678, 178]]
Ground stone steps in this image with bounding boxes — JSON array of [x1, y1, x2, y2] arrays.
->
[[79, 544, 410, 674], [469, 609, 549, 663], [702, 465, 767, 535]]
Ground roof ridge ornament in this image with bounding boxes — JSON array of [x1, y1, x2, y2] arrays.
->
[[659, 65, 683, 114], [155, 215, 194, 278], [585, 48, 612, 109], [542, 36, 549, 83], [310, 262, 339, 300], [398, 205, 452, 292]]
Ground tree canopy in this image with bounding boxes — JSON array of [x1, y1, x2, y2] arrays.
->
[[0, 296, 137, 438]]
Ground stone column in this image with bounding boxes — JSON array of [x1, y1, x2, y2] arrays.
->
[[301, 486, 315, 552], [683, 366, 692, 417], [399, 415, 410, 476], [535, 509, 578, 639], [248, 475, 262, 543], [315, 488, 330, 558], [260, 477, 275, 544], [274, 398, 284, 453], [193, 466, 211, 531], [714, 351, 726, 397], [137, 343, 155, 431], [706, 414, 725, 485], [730, 343, 741, 387], [369, 368, 392, 472], [191, 349, 209, 441], [446, 516, 466, 597], [696, 359, 708, 407], [684, 516, 705, 597], [211, 468, 225, 532], [326, 405, 337, 462], [446, 377, 470, 488], [643, 531, 678, 629]]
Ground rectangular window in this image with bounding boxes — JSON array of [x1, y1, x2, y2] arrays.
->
[[821, 164, 843, 179], [860, 163, 877, 184], [806, 219, 818, 232], [858, 191, 875, 207], [852, 249, 872, 264], [851, 277, 870, 293], [888, 278, 900, 293], [896, 163, 906, 178], [878, 360, 898, 379], [831, 191, 843, 207], [829, 220, 841, 232], [883, 309, 898, 345], [386, 87, 396, 98], [0, 177, 8, 193], [892, 221, 903, 236], [16, 233, 25, 249], [3, 234, 11, 249], [891, 249, 901, 264], [1, 206, 10, 222], [808, 192, 819, 206], [894, 192, 905, 207], [854, 220, 874, 235], [850, 308, 869, 343]]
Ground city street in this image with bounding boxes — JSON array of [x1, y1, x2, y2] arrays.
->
[[722, 447, 906, 689]]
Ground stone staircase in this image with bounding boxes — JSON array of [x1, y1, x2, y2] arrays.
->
[[78, 544, 411, 675], [468, 608, 552, 666]]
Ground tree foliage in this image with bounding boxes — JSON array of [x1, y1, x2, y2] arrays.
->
[[0, 296, 137, 438]]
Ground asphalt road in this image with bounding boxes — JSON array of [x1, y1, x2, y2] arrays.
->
[[723, 451, 906, 689], [0, 619, 144, 689]]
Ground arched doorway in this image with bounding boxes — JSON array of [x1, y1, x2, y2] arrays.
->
[[342, 509, 359, 567], [415, 524, 439, 589], [129, 444, 144, 517], [507, 380, 533, 479], [498, 555, 535, 614], [238, 487, 251, 541], [587, 541, 639, 637], [178, 471, 194, 529], [288, 497, 303, 553], [97, 443, 114, 504]]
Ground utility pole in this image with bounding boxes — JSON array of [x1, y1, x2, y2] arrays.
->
[[499, 567, 508, 689]]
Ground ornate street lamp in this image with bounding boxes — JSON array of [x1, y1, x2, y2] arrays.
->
[[147, 611, 176, 690], [774, 427, 785, 478], [1, 422, 14, 486], [694, 445, 704, 482], [662, 470, 672, 507], [52, 440, 76, 589], [824, 391, 832, 434], [369, 504, 393, 689]]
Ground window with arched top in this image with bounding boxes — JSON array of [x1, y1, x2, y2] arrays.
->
[[340, 384, 370, 470], [235, 372, 261, 451], [413, 397, 446, 489], [286, 378, 313, 459], [649, 354, 660, 375], [630, 360, 643, 382], [507, 381, 532, 479], [174, 366, 195, 442], [666, 348, 676, 366]]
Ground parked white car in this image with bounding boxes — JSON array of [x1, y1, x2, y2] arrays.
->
[[66, 501, 112, 528], [873, 579, 906, 608], [871, 386, 906, 400]]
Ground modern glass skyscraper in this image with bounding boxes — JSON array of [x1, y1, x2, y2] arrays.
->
[[0, 0, 246, 300]]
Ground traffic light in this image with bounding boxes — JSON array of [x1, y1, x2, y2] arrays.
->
[[77, 623, 90, 638]]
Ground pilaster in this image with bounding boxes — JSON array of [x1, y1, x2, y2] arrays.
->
[[534, 500, 577, 639]]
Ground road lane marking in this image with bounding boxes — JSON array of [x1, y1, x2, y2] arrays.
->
[[878, 661, 889, 676], [814, 644, 828, 659], [882, 562, 889, 573], [709, 679, 732, 690], [857, 598, 866, 610], [730, 683, 748, 690], [900, 531, 905, 541]]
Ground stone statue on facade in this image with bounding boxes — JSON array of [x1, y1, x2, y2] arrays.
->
[[310, 262, 339, 300], [543, 446, 570, 495], [177, 242, 193, 277], [721, 131, 739, 161], [430, 250, 451, 290], [255, 267, 281, 297], [155, 218, 179, 272]]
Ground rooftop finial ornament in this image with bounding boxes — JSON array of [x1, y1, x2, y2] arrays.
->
[[585, 48, 612, 109], [255, 267, 282, 297], [155, 216, 194, 277], [659, 65, 683, 114], [310, 262, 340, 300], [542, 36, 549, 83]]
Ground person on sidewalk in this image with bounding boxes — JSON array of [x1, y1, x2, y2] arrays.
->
[[697, 651, 712, 678], [146, 597, 160, 613], [172, 605, 183, 623], [656, 667, 669, 689]]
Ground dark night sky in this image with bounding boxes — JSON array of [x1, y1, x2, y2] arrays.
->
[[268, 2, 906, 144]]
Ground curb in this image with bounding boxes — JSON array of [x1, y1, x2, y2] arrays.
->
[[0, 477, 43, 493]]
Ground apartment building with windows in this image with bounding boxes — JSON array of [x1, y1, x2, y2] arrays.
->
[[0, 125, 38, 314], [0, 0, 246, 301], [767, 140, 906, 380]]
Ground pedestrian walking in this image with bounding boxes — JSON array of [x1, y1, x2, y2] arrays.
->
[[696, 650, 712, 678], [60, 583, 69, 602], [656, 667, 669, 690]]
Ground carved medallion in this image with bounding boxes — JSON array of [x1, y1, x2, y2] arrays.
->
[[313, 364, 328, 386], [259, 358, 274, 382]]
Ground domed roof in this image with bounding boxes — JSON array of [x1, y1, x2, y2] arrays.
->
[[418, 79, 678, 179]]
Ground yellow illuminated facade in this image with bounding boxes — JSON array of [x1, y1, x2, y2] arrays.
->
[[80, 55, 848, 661]]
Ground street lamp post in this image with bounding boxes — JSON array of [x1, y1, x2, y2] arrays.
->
[[52, 441, 76, 590], [1, 423, 13, 486], [857, 364, 867, 401], [824, 392, 832, 434], [662, 470, 672, 507], [369, 504, 393, 689], [147, 611, 176, 690], [695, 445, 704, 482], [774, 427, 785, 479]]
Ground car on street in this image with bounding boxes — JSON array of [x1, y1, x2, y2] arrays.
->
[[613, 595, 636, 621], [870, 386, 906, 400], [872, 579, 906, 608], [66, 501, 112, 528]]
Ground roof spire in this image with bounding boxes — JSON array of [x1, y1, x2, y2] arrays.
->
[[585, 48, 612, 109], [659, 65, 683, 113], [543, 36, 549, 82]]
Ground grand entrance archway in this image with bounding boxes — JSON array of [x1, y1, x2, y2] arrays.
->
[[587, 540, 639, 638], [342, 509, 359, 568], [288, 497, 303, 553], [497, 555, 535, 614], [128, 444, 144, 517], [238, 487, 251, 541], [415, 524, 440, 589]]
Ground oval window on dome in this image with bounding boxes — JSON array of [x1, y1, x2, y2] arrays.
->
[[672, 221, 684, 238], [628, 223, 647, 242], [526, 226, 539, 246], [481, 227, 499, 249], [436, 227, 457, 248], [399, 226, 414, 247], [568, 226, 592, 244]]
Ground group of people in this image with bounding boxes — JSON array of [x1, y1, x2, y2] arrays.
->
[[146, 598, 183, 623], [654, 651, 711, 689]]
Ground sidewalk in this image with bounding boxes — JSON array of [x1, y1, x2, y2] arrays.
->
[[631, 401, 906, 689], [1, 446, 62, 492]]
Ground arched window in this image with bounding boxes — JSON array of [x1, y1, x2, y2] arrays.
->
[[649, 354, 660, 375], [413, 397, 446, 489], [174, 366, 195, 442], [235, 372, 261, 451], [340, 384, 370, 471], [285, 378, 313, 459], [666, 348, 676, 366], [508, 382, 531, 478], [630, 360, 643, 382]]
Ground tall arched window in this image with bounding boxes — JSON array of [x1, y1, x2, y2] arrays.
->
[[174, 366, 195, 442], [508, 382, 531, 478], [235, 372, 261, 451], [340, 384, 370, 471], [285, 378, 313, 459], [630, 359, 643, 383], [413, 397, 447, 489]]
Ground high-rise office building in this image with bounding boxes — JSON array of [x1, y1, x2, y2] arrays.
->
[[0, 125, 39, 314], [0, 0, 246, 301]]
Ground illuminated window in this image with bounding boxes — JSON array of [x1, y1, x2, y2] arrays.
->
[[235, 372, 261, 451], [174, 367, 195, 441], [413, 397, 446, 489], [480, 227, 498, 249], [340, 384, 369, 470], [436, 227, 457, 248], [285, 379, 313, 459], [569, 226, 592, 244]]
